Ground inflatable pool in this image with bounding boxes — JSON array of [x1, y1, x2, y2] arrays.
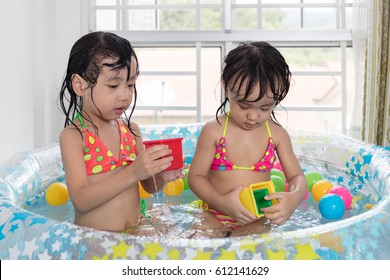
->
[[0, 123, 389, 260]]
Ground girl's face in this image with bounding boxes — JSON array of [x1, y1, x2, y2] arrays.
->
[[83, 57, 138, 121], [227, 82, 275, 131]]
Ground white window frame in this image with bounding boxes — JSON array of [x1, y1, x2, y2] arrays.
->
[[85, 0, 353, 133]]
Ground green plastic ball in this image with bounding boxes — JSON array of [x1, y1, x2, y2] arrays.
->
[[305, 171, 323, 192], [271, 175, 286, 192], [271, 168, 286, 182], [182, 169, 189, 190]]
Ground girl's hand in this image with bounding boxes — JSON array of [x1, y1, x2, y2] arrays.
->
[[260, 191, 301, 225], [131, 145, 173, 181], [162, 166, 188, 182], [220, 186, 258, 225]]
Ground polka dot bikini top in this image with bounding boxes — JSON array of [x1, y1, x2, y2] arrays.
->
[[82, 120, 137, 175]]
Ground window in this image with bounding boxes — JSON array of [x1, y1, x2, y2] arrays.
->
[[87, 0, 353, 134]]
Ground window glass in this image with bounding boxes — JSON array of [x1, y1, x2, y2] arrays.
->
[[90, 0, 353, 133], [262, 8, 300, 29], [277, 111, 342, 133], [128, 9, 156, 30], [201, 9, 223, 30], [279, 47, 342, 72], [232, 8, 258, 30], [201, 47, 222, 121], [96, 0, 116, 5], [137, 75, 196, 107], [132, 110, 198, 125], [159, 9, 196, 30], [129, 0, 161, 4], [157, 0, 196, 4], [261, 0, 301, 3], [285, 75, 342, 107], [303, 8, 337, 29], [200, 0, 222, 3], [96, 10, 117, 30], [135, 48, 196, 72], [132, 46, 221, 124], [303, 0, 337, 3]]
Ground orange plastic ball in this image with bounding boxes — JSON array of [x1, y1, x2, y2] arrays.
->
[[163, 178, 184, 196], [312, 180, 334, 202], [45, 182, 69, 206], [138, 181, 152, 198]]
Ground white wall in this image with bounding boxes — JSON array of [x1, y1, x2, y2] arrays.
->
[[0, 0, 86, 165]]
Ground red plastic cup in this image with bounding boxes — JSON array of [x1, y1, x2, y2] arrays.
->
[[143, 137, 183, 171]]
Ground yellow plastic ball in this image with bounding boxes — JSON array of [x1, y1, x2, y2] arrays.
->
[[45, 182, 69, 206], [163, 178, 184, 196], [138, 181, 152, 198], [312, 180, 334, 202]]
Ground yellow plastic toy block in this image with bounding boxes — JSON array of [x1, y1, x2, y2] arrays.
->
[[239, 181, 278, 217]]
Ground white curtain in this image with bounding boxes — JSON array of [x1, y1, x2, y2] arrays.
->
[[351, 0, 390, 146]]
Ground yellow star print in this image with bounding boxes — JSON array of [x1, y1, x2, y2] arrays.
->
[[141, 243, 164, 260], [294, 243, 320, 260], [266, 249, 286, 260], [111, 240, 132, 259], [92, 254, 110, 260], [192, 250, 213, 260], [218, 248, 236, 260], [168, 249, 181, 260]]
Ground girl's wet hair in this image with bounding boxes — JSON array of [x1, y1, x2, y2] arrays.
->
[[59, 31, 139, 135], [216, 41, 291, 125]]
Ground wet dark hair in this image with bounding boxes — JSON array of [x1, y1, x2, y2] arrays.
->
[[59, 31, 139, 135], [216, 41, 291, 125]]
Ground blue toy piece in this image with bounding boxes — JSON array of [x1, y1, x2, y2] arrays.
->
[[319, 193, 345, 220], [184, 155, 193, 164]]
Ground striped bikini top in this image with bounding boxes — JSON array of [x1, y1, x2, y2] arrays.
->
[[210, 111, 275, 172]]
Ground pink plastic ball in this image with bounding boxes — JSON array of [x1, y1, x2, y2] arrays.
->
[[328, 186, 352, 210], [273, 161, 284, 173], [303, 187, 309, 200]]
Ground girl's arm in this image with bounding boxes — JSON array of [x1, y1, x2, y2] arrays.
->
[[261, 126, 307, 225], [60, 126, 172, 214], [188, 122, 257, 225]]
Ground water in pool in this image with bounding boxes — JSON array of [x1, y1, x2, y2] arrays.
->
[[26, 158, 377, 239]]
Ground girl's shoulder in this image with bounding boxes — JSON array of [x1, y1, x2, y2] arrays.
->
[[196, 118, 225, 148], [60, 123, 83, 137], [201, 118, 224, 136], [268, 120, 286, 133], [267, 120, 291, 146], [59, 124, 84, 148]]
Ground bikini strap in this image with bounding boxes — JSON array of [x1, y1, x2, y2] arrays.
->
[[265, 120, 271, 137], [73, 112, 86, 129], [222, 110, 230, 137], [223, 111, 271, 137]]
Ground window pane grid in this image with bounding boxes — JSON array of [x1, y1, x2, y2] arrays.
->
[[91, 0, 352, 31], [89, 0, 353, 134]]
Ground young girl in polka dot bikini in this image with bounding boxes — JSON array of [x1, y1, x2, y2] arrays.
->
[[189, 42, 307, 236], [59, 32, 183, 233]]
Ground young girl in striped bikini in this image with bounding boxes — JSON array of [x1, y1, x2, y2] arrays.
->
[[188, 41, 307, 236], [59, 32, 183, 233]]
